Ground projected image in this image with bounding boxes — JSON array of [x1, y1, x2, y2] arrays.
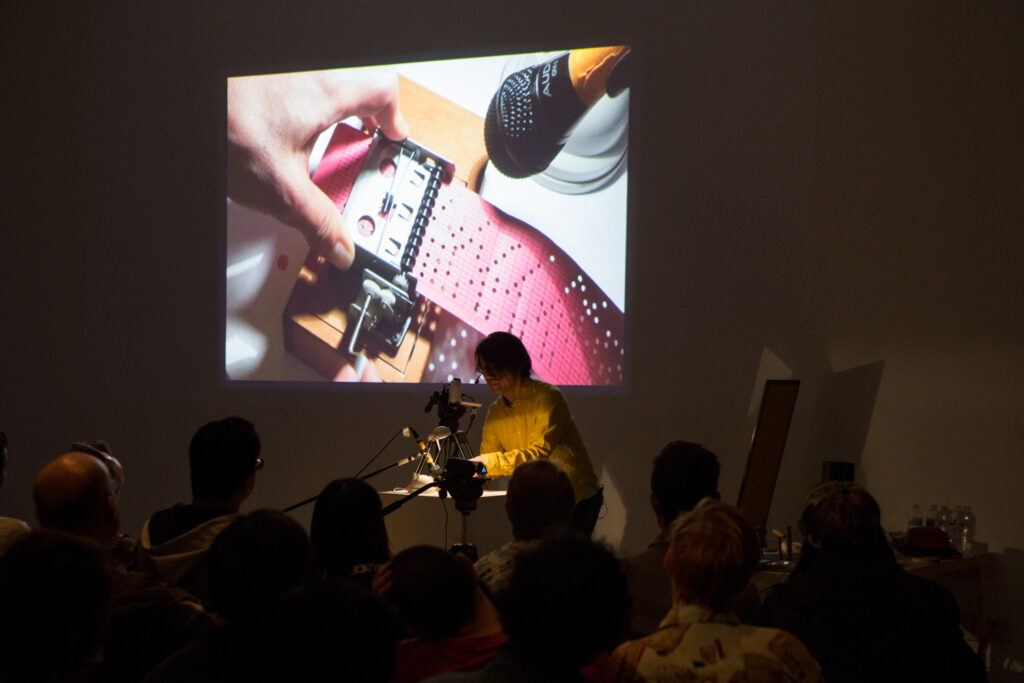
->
[[225, 48, 630, 385]]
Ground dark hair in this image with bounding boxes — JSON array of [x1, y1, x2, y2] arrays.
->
[[388, 545, 475, 639], [310, 478, 390, 585], [799, 481, 887, 554], [0, 531, 111, 682], [474, 331, 532, 380], [207, 509, 311, 622], [188, 417, 260, 501], [651, 441, 720, 523], [507, 459, 574, 541], [666, 499, 760, 612], [497, 530, 629, 670]]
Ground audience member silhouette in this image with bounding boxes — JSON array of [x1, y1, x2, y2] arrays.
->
[[145, 509, 313, 681], [0, 431, 31, 557], [206, 508, 312, 622], [426, 530, 630, 683], [309, 476, 390, 588], [760, 481, 986, 683], [148, 575, 400, 683], [140, 416, 261, 601], [473, 458, 574, 592], [33, 450, 215, 683], [611, 499, 821, 682], [386, 545, 506, 683], [0, 530, 111, 683], [623, 441, 759, 638]]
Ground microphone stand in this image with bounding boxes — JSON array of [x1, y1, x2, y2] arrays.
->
[[381, 471, 487, 561], [280, 450, 430, 513]]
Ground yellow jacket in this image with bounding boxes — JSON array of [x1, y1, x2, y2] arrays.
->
[[478, 379, 599, 503]]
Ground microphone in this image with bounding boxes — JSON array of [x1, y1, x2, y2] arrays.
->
[[428, 426, 453, 441], [485, 45, 630, 179], [402, 427, 433, 465]]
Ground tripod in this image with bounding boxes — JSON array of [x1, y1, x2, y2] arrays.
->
[[407, 380, 485, 557], [413, 380, 480, 481], [386, 458, 487, 561]]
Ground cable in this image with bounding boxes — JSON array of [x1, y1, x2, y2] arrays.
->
[[353, 427, 405, 478]]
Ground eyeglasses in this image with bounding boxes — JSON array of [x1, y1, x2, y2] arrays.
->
[[254, 457, 264, 472], [477, 363, 504, 378]]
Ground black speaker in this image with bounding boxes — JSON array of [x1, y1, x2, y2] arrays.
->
[[821, 460, 855, 482]]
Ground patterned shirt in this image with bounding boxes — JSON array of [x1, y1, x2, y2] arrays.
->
[[473, 540, 531, 593], [610, 604, 821, 682]]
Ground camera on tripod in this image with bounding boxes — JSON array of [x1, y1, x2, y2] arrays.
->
[[436, 458, 487, 509]]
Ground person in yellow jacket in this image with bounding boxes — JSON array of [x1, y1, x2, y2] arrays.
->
[[470, 332, 603, 535]]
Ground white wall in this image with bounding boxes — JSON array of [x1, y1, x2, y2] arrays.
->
[[1, 1, 1022, 559]]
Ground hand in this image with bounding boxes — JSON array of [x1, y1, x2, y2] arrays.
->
[[335, 354, 382, 382], [370, 561, 393, 599], [227, 70, 410, 269], [468, 454, 489, 475]]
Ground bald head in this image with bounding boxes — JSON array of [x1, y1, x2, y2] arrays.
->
[[34, 452, 119, 544]]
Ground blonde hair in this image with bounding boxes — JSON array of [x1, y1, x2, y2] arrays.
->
[[666, 498, 760, 612]]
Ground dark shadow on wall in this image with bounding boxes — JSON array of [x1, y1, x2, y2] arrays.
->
[[807, 360, 886, 478]]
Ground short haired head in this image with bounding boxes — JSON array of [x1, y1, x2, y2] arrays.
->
[[207, 509, 312, 622], [498, 530, 629, 670], [310, 478, 390, 580], [189, 417, 260, 502], [475, 331, 532, 381], [34, 452, 119, 544], [651, 441, 720, 525], [799, 481, 886, 554], [666, 499, 760, 613], [388, 545, 475, 640], [506, 459, 575, 541]]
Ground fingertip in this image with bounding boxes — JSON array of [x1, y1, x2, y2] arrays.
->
[[322, 209, 354, 270], [360, 360, 382, 383], [386, 110, 411, 141], [327, 240, 354, 270]]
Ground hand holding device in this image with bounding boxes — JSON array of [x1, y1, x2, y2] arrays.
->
[[227, 70, 411, 269]]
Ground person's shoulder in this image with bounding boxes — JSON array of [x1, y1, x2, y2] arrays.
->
[[525, 379, 567, 405], [623, 539, 668, 573], [754, 627, 821, 679], [528, 378, 558, 394], [898, 569, 962, 620], [0, 516, 30, 535]]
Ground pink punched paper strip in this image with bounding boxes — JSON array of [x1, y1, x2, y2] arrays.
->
[[311, 124, 624, 385]]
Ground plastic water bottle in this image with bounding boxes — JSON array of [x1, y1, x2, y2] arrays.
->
[[909, 504, 923, 528], [959, 506, 976, 554], [946, 506, 962, 543], [925, 504, 938, 527], [937, 505, 952, 534]]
